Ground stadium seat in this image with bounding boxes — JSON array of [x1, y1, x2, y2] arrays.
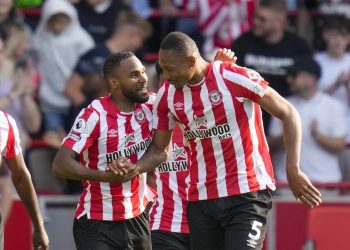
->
[[305, 206, 350, 250]]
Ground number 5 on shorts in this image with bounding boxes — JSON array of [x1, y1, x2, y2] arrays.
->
[[248, 220, 263, 240]]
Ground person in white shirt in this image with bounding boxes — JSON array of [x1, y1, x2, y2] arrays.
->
[[313, 15, 350, 180], [269, 56, 347, 183]]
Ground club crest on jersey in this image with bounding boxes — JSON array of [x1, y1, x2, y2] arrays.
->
[[72, 118, 86, 133], [125, 133, 135, 146], [134, 108, 146, 124], [194, 115, 207, 128], [209, 90, 222, 105], [172, 143, 187, 160]]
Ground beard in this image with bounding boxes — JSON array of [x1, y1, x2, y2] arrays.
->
[[123, 89, 149, 104]]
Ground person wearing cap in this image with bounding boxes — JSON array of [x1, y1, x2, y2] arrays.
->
[[268, 56, 347, 184]]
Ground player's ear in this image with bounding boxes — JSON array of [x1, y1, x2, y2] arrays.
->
[[108, 77, 119, 90], [187, 55, 196, 68]]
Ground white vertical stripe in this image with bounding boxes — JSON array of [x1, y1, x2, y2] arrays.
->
[[131, 114, 146, 213], [153, 85, 165, 129], [198, 0, 210, 23], [213, 61, 250, 193], [116, 115, 133, 219], [7, 115, 21, 155], [200, 83, 228, 197], [246, 103, 275, 189], [151, 172, 163, 230], [0, 113, 9, 156], [182, 85, 208, 200], [202, 7, 229, 37], [170, 172, 182, 232], [243, 102, 266, 190], [94, 101, 113, 220]]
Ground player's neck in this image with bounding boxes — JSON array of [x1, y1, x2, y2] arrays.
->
[[110, 93, 135, 113], [188, 58, 208, 85]]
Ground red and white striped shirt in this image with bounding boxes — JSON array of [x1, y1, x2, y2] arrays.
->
[[153, 61, 276, 201], [63, 94, 156, 221], [198, 0, 255, 54], [0, 112, 21, 159], [149, 125, 190, 233]]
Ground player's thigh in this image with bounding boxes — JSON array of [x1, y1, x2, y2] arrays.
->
[[187, 201, 223, 250], [73, 216, 128, 250], [151, 230, 190, 250], [126, 212, 152, 250], [223, 190, 272, 250]]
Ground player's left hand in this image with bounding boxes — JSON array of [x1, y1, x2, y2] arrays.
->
[[107, 157, 133, 175], [33, 228, 49, 250], [214, 48, 237, 63], [286, 168, 322, 208]]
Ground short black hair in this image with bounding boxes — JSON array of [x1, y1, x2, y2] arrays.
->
[[288, 56, 321, 80], [103, 51, 135, 81], [323, 14, 350, 35], [160, 31, 198, 56], [259, 0, 287, 15]]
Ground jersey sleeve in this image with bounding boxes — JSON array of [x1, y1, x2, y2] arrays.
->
[[3, 114, 22, 159], [153, 84, 176, 130], [221, 61, 269, 102], [63, 106, 100, 154]]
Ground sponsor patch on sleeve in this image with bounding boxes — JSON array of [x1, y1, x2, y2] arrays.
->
[[73, 118, 87, 133]]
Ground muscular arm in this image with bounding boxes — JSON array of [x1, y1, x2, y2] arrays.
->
[[259, 87, 302, 172], [137, 130, 172, 174], [5, 154, 45, 233], [258, 87, 321, 207], [52, 146, 138, 183]]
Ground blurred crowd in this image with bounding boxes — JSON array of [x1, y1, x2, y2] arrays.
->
[[0, 0, 349, 203]]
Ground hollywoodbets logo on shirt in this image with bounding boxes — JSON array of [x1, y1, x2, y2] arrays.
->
[[184, 116, 232, 141], [106, 137, 152, 163], [157, 143, 188, 173]]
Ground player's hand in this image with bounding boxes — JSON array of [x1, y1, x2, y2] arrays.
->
[[107, 157, 132, 175], [33, 228, 49, 250], [214, 48, 237, 63], [286, 168, 322, 208]]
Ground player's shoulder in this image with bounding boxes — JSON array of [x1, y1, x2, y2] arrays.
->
[[218, 61, 256, 76]]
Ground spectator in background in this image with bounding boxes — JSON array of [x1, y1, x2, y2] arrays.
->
[[33, 0, 94, 148], [0, 0, 24, 31], [65, 10, 152, 117], [232, 0, 311, 132], [269, 56, 347, 183], [313, 15, 350, 180], [198, 0, 255, 59], [0, 29, 41, 151], [74, 0, 130, 43]]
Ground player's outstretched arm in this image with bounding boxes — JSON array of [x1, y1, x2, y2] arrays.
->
[[52, 146, 139, 183], [5, 154, 49, 250], [258, 87, 322, 208]]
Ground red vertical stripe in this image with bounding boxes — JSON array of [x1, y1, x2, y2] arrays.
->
[[190, 85, 219, 199], [173, 90, 199, 201]]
